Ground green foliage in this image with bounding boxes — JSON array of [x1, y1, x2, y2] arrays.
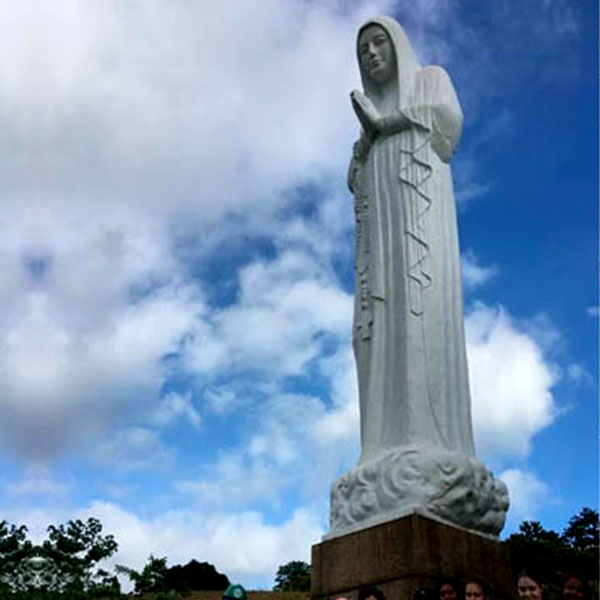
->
[[116, 554, 169, 595], [507, 520, 566, 578], [507, 506, 599, 589], [117, 556, 230, 595], [86, 568, 121, 598], [273, 560, 311, 592], [0, 521, 33, 596], [562, 507, 599, 550], [164, 559, 230, 592], [0, 507, 593, 599], [0, 517, 119, 599], [42, 517, 119, 596]]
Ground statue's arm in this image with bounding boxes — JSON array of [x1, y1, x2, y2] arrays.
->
[[407, 66, 463, 162], [375, 111, 411, 135], [351, 89, 412, 138]]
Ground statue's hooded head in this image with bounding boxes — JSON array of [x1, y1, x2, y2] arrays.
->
[[357, 16, 421, 108]]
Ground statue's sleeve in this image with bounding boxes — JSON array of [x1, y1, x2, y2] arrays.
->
[[404, 66, 463, 163]]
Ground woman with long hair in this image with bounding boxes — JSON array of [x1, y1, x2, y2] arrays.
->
[[516, 568, 545, 600]]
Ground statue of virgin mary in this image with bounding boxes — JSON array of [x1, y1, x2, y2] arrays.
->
[[328, 16, 509, 537]]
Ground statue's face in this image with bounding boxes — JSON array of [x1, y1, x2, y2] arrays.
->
[[358, 25, 395, 85]]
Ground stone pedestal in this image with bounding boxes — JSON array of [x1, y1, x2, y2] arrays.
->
[[311, 514, 513, 600]]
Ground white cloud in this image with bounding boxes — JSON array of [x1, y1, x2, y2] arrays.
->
[[0, 0, 385, 462], [175, 390, 335, 509], [565, 363, 594, 386], [461, 250, 498, 291], [453, 156, 492, 207], [455, 181, 492, 206], [176, 346, 361, 514], [0, 269, 199, 460], [585, 305, 599, 318], [0, 0, 577, 473], [152, 391, 201, 429], [94, 428, 174, 473], [76, 501, 322, 590], [175, 448, 295, 508], [6, 466, 69, 497], [0, 1, 383, 217], [185, 250, 353, 377], [0, 508, 66, 545], [469, 108, 514, 149], [520, 312, 563, 355], [204, 386, 242, 416], [311, 345, 360, 446], [500, 468, 553, 524], [0, 3, 588, 593], [3, 499, 322, 589], [465, 303, 559, 461]]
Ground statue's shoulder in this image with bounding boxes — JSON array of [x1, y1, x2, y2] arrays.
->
[[411, 65, 461, 114], [409, 66, 463, 161], [414, 65, 456, 94]]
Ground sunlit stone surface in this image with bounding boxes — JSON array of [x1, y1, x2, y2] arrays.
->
[[329, 16, 509, 537]]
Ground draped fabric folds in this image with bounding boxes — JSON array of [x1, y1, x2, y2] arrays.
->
[[350, 17, 476, 463]]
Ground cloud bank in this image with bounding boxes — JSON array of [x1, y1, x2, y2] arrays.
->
[[0, 0, 584, 588]]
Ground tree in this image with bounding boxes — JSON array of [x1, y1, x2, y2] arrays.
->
[[87, 568, 121, 599], [0, 517, 120, 599], [562, 507, 599, 550], [273, 560, 311, 591], [40, 517, 119, 597], [506, 520, 567, 578], [562, 507, 599, 579], [0, 521, 33, 596], [164, 559, 229, 592], [118, 556, 230, 595], [116, 555, 169, 595], [506, 507, 600, 593]]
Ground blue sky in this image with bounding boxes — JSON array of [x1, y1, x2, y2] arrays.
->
[[0, 0, 596, 590]]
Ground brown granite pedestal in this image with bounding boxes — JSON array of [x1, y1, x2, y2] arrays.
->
[[311, 514, 513, 600]]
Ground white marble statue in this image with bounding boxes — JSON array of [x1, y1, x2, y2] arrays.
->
[[328, 16, 509, 538]]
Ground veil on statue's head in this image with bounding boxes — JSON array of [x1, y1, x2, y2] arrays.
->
[[357, 16, 421, 109]]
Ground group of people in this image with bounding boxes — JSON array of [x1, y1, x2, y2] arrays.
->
[[218, 571, 592, 600], [515, 569, 590, 600], [345, 571, 591, 600]]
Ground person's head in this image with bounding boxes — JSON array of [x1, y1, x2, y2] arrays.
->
[[465, 578, 491, 600], [357, 24, 395, 85], [516, 568, 544, 600], [439, 577, 463, 600], [223, 584, 248, 600], [562, 573, 589, 600], [359, 586, 385, 600]]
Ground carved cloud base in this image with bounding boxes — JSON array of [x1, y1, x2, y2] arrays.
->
[[328, 445, 509, 538]]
